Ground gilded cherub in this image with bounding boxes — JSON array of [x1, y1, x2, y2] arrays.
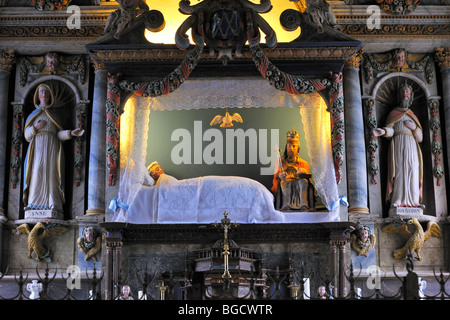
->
[[77, 226, 102, 261], [350, 225, 376, 257]]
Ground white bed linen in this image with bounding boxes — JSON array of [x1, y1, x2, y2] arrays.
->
[[120, 174, 339, 224]]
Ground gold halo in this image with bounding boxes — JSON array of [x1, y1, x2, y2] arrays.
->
[[33, 83, 54, 109]]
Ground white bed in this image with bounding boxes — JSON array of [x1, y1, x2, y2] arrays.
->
[[113, 174, 339, 224]]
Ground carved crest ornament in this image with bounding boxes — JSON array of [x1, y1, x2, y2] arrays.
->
[[99, 0, 350, 186]]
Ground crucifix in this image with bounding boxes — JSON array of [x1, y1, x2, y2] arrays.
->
[[213, 211, 238, 280]]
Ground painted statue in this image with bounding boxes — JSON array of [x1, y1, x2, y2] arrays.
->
[[23, 83, 84, 215], [317, 286, 328, 299], [147, 161, 164, 184], [103, 0, 149, 39], [116, 285, 134, 300], [305, 0, 341, 33], [350, 225, 376, 257], [27, 280, 43, 300], [272, 128, 315, 211], [77, 226, 102, 262], [43, 52, 60, 74], [373, 83, 423, 209]]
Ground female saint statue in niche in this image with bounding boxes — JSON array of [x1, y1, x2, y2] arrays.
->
[[272, 128, 315, 211], [23, 83, 84, 218], [373, 83, 424, 210]]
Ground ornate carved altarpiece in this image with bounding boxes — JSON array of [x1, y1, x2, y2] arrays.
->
[[85, 0, 361, 299]]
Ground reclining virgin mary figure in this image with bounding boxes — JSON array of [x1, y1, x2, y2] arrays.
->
[[121, 161, 286, 224]]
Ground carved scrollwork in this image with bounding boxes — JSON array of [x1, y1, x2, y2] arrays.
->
[[0, 49, 15, 72], [18, 52, 86, 87], [363, 49, 434, 85], [435, 47, 450, 71], [176, 0, 277, 65]]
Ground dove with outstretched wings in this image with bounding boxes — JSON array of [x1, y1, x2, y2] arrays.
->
[[210, 111, 243, 127]]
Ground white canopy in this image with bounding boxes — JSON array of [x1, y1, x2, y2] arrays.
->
[[115, 78, 342, 223]]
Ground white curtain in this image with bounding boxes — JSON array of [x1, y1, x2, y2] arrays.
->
[[114, 95, 153, 222], [114, 78, 341, 222], [299, 94, 339, 210]]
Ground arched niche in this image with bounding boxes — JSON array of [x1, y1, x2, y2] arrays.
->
[[18, 78, 84, 220], [366, 72, 445, 220]]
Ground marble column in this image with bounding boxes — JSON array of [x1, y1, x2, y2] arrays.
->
[[343, 51, 369, 215], [435, 48, 450, 192], [0, 50, 14, 272], [86, 61, 107, 215], [0, 50, 15, 216]]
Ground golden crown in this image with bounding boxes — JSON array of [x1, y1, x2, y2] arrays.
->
[[287, 128, 299, 140]]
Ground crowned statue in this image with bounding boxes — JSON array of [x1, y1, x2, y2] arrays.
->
[[23, 83, 84, 219], [272, 128, 315, 211]]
